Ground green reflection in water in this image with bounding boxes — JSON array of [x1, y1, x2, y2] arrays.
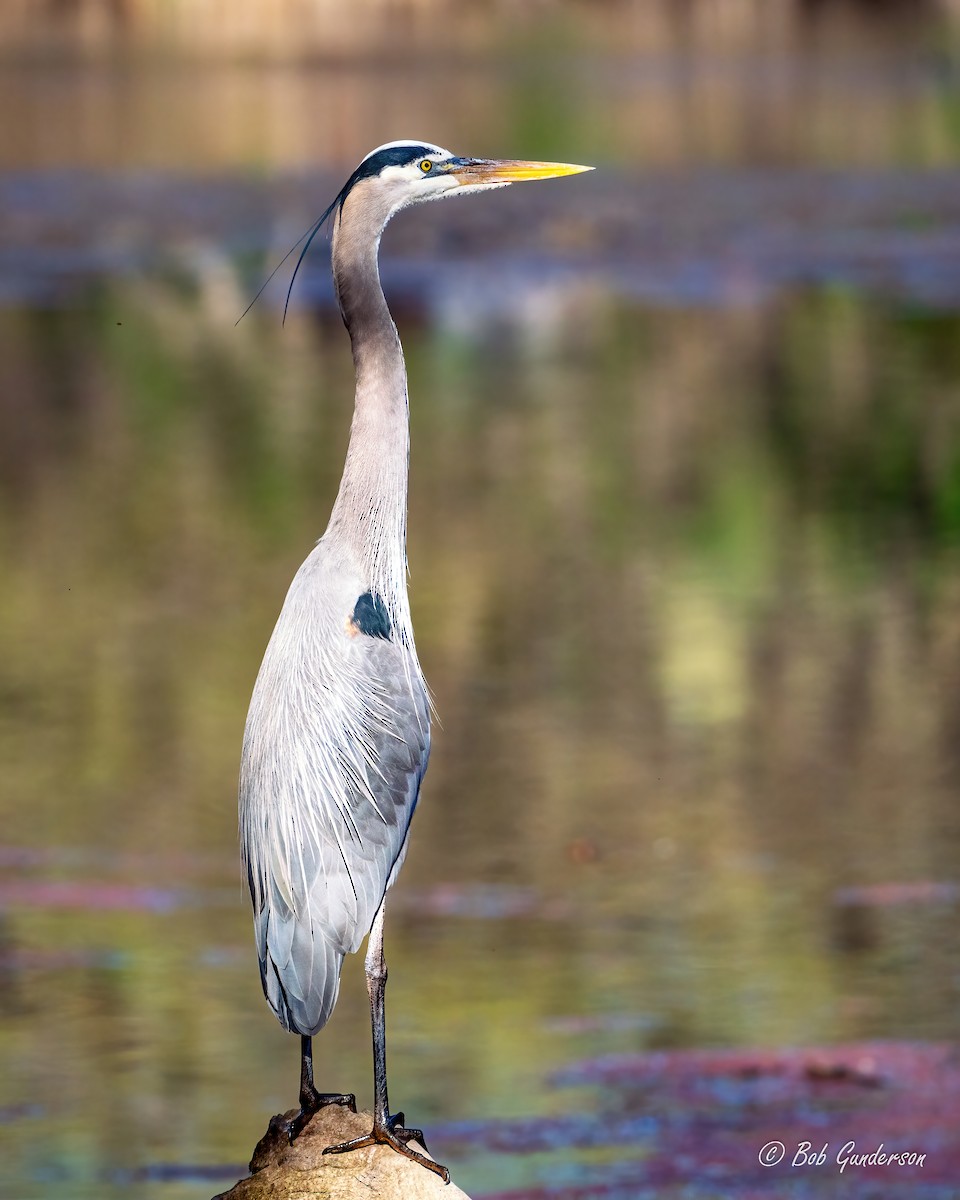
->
[[1, 282, 959, 1198]]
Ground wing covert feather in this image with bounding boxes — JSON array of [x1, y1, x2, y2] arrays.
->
[[239, 561, 430, 1036]]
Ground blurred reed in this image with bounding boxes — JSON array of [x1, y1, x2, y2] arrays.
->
[[0, 0, 956, 61]]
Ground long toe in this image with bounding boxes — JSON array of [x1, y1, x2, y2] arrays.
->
[[388, 1115, 430, 1155], [323, 1131, 376, 1155], [324, 1116, 449, 1183], [382, 1130, 449, 1184]]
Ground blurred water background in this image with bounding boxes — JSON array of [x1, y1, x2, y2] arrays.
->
[[2, 2, 960, 1198]]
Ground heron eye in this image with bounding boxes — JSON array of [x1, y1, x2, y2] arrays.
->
[[419, 159, 433, 173]]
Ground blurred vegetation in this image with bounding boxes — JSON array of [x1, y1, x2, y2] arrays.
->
[[1, 0, 959, 168], [2, 0, 959, 61]]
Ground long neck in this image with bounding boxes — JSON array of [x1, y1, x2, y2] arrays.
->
[[326, 192, 411, 625]]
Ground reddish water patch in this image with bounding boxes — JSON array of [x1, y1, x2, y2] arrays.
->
[[834, 881, 960, 908], [0, 879, 183, 912], [444, 1042, 960, 1198]]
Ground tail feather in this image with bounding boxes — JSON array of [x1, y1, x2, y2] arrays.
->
[[260, 915, 344, 1035]]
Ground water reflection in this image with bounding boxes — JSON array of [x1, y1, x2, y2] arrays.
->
[[1, 276, 958, 1196], [2, 3, 960, 1197]]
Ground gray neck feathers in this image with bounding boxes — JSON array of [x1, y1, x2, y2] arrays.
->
[[326, 182, 414, 649]]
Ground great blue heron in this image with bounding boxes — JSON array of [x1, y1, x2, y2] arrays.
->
[[239, 140, 591, 1182]]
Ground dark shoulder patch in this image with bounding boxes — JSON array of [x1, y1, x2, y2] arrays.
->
[[351, 592, 392, 640]]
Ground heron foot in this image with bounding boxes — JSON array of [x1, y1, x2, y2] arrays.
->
[[323, 1110, 450, 1183], [288, 1089, 357, 1143]]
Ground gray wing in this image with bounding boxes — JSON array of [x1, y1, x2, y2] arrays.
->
[[240, 571, 430, 1036]]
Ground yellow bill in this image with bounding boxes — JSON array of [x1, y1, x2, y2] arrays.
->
[[446, 158, 594, 186]]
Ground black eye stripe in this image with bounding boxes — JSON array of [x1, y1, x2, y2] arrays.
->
[[337, 146, 444, 203], [361, 146, 434, 178]]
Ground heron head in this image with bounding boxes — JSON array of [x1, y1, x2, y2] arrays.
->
[[339, 139, 593, 215], [242, 141, 592, 325]]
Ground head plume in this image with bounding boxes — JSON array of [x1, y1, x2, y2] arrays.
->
[[236, 141, 448, 326]]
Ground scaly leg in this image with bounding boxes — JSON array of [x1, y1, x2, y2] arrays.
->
[[288, 1034, 356, 1142], [323, 901, 449, 1182]]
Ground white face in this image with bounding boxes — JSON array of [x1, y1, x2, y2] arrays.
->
[[355, 140, 513, 213]]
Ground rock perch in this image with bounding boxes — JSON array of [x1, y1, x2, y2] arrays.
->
[[213, 1105, 472, 1200]]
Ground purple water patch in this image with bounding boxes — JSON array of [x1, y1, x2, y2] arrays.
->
[[445, 1043, 960, 1198], [124, 1162, 246, 1183], [475, 1178, 957, 1200], [550, 1040, 947, 1095], [0, 842, 234, 878], [394, 883, 571, 921], [0, 879, 184, 913], [834, 881, 960, 908], [438, 1112, 665, 1156], [0, 845, 240, 913], [0, 946, 128, 970], [0, 1103, 44, 1125]]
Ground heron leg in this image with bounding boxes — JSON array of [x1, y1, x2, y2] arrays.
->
[[323, 901, 449, 1183], [288, 1034, 356, 1142]]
